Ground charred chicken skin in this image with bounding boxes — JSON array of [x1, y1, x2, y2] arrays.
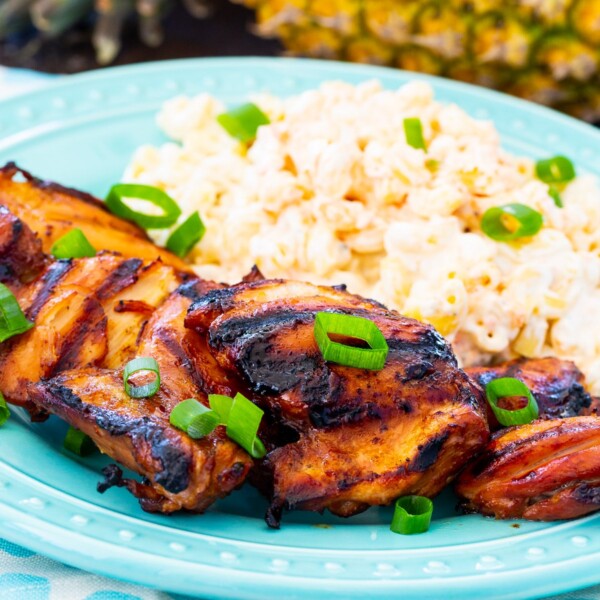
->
[[461, 359, 600, 521], [455, 417, 600, 520], [185, 279, 490, 526], [0, 163, 186, 270], [466, 357, 593, 428], [0, 205, 46, 283]]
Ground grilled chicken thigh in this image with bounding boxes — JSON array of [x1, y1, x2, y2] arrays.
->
[[0, 245, 181, 416], [30, 279, 252, 513], [0, 193, 250, 512], [456, 417, 600, 520], [466, 357, 593, 427], [186, 279, 490, 526], [460, 359, 600, 521], [0, 163, 186, 269]]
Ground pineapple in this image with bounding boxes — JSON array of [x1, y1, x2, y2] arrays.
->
[[3, 0, 600, 120], [235, 0, 600, 121]]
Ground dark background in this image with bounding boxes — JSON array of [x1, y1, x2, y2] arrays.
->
[[0, 2, 281, 74]]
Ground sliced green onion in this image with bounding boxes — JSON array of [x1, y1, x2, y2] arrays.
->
[[123, 357, 160, 398], [548, 186, 563, 208], [170, 398, 220, 438], [208, 394, 234, 423], [390, 495, 433, 535], [314, 312, 389, 370], [403, 117, 427, 151], [485, 377, 539, 426], [0, 392, 9, 427], [217, 103, 270, 143], [63, 426, 96, 456], [0, 283, 34, 343], [188, 411, 221, 439], [105, 184, 181, 229], [246, 436, 266, 459], [535, 156, 576, 184], [170, 398, 210, 430], [226, 393, 266, 459], [170, 394, 266, 457], [481, 203, 543, 242], [50, 228, 96, 259], [535, 157, 574, 210], [166, 212, 206, 258]]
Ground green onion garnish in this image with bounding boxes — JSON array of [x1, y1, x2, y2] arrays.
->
[[548, 186, 563, 208], [403, 117, 427, 151], [188, 411, 221, 439], [169, 393, 266, 458], [63, 426, 96, 456], [208, 393, 234, 423], [0, 392, 10, 427], [313, 312, 389, 371], [535, 157, 575, 210], [481, 203, 543, 242], [105, 184, 181, 230], [225, 393, 267, 459], [485, 377, 539, 427], [170, 398, 221, 438], [217, 103, 270, 143], [170, 398, 215, 433], [0, 283, 34, 343], [50, 228, 96, 259], [166, 212, 206, 258], [123, 357, 160, 398], [535, 156, 576, 185], [390, 495, 433, 535]]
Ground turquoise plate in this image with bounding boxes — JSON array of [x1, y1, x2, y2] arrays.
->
[[0, 58, 598, 600]]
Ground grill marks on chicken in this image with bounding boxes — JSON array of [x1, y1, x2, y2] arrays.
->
[[34, 372, 250, 514], [466, 357, 593, 427], [0, 163, 186, 269], [455, 417, 600, 520], [0, 252, 180, 415], [186, 279, 490, 526], [30, 280, 252, 513]]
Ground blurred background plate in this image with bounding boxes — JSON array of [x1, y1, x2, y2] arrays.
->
[[0, 57, 599, 600]]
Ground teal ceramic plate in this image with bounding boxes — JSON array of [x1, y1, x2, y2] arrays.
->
[[0, 58, 598, 600]]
